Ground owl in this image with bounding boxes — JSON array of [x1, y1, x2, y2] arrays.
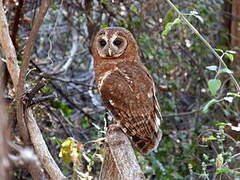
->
[[91, 27, 162, 154]]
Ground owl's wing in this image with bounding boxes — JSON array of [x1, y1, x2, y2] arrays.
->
[[98, 61, 161, 153]]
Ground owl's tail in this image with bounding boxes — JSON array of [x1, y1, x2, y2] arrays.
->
[[132, 129, 162, 154]]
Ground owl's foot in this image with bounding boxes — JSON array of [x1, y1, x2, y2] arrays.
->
[[108, 124, 122, 132]]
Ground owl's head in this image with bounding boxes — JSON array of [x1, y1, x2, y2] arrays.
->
[[91, 27, 138, 59]]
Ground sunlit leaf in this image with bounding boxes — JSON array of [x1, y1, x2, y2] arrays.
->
[[208, 79, 221, 96], [226, 50, 236, 54], [214, 48, 223, 53], [226, 53, 234, 61], [206, 136, 217, 141], [194, 15, 204, 23], [173, 18, 182, 24], [219, 68, 233, 74], [206, 65, 217, 71], [216, 169, 232, 174], [215, 154, 224, 169], [215, 122, 228, 127], [202, 99, 218, 113], [224, 96, 234, 103], [59, 137, 82, 166], [227, 92, 240, 97]]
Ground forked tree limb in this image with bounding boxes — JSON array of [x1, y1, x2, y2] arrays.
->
[[27, 110, 67, 180], [99, 129, 145, 180], [16, 0, 52, 145], [0, 0, 66, 179]]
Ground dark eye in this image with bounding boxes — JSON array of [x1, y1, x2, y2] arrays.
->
[[99, 40, 106, 47], [113, 39, 122, 46]]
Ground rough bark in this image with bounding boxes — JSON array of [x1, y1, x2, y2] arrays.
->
[[27, 110, 67, 180], [0, 0, 20, 88], [99, 129, 145, 180], [231, 0, 240, 77], [0, 0, 67, 179], [0, 75, 9, 180]]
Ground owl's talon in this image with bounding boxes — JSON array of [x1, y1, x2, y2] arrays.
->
[[108, 124, 122, 132]]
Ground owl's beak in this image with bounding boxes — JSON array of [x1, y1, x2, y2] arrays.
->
[[108, 48, 112, 56]]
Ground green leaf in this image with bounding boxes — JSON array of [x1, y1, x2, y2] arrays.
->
[[219, 68, 233, 74], [130, 4, 138, 13], [208, 79, 221, 96], [162, 18, 182, 36], [206, 136, 217, 141], [59, 137, 80, 165], [202, 99, 218, 113], [227, 92, 240, 97], [206, 65, 217, 71], [226, 53, 234, 61], [215, 48, 223, 53], [216, 169, 232, 174], [51, 137, 63, 145], [216, 122, 228, 127], [172, 18, 182, 24], [100, 24, 108, 28]]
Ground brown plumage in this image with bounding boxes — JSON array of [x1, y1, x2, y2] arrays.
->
[[91, 27, 162, 154]]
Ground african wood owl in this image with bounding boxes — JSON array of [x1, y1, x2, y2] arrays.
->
[[91, 27, 162, 154]]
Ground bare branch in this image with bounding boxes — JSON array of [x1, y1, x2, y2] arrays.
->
[[0, 74, 9, 180], [8, 143, 46, 180], [27, 109, 67, 180], [50, 27, 79, 74], [99, 129, 145, 180], [0, 0, 20, 88], [16, 0, 52, 144]]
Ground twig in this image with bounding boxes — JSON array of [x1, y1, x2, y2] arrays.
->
[[164, 0, 240, 92], [28, 94, 56, 107], [50, 27, 79, 74], [162, 109, 200, 118], [99, 128, 145, 180]]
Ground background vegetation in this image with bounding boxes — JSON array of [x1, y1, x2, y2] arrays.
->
[[1, 0, 240, 179]]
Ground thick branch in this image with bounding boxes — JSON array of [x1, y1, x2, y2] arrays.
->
[[0, 75, 9, 180], [0, 0, 20, 88], [16, 0, 52, 144], [27, 110, 67, 180], [99, 129, 145, 180]]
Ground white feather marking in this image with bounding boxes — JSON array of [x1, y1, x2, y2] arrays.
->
[[110, 33, 118, 44], [147, 91, 153, 98], [98, 71, 112, 90], [155, 115, 160, 128], [109, 99, 115, 106]]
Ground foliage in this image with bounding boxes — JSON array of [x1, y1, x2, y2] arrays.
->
[[3, 0, 240, 179]]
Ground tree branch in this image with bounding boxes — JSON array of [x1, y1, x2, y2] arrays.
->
[[99, 129, 145, 180], [16, 0, 52, 144], [0, 0, 20, 88], [27, 109, 67, 180]]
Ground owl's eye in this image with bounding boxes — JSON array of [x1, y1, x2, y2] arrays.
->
[[99, 40, 107, 47], [113, 39, 122, 46]]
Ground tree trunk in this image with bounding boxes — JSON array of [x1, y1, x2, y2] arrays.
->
[[231, 0, 240, 77], [99, 129, 145, 180]]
